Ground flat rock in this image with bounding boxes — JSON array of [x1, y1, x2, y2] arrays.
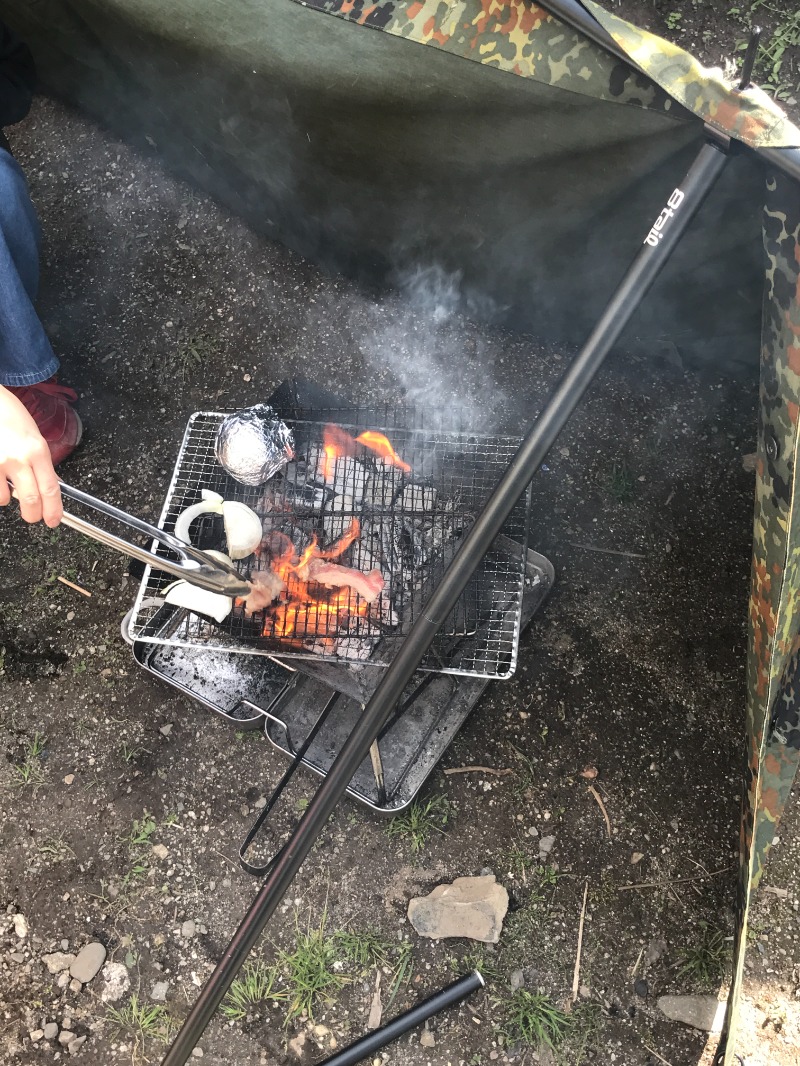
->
[[29, 1029, 44, 1043], [42, 952, 76, 975], [181, 920, 196, 939], [43, 1023, 59, 1041], [407, 874, 509, 944], [68, 1035, 87, 1055], [100, 962, 130, 1003], [9, 951, 25, 964], [657, 994, 726, 1032], [150, 981, 169, 1002], [70, 943, 106, 984]]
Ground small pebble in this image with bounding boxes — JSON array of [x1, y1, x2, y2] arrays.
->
[[159, 724, 173, 736], [63, 775, 75, 785], [57, 972, 71, 989], [150, 981, 169, 1002], [70, 943, 106, 984], [419, 1028, 435, 1048], [152, 844, 169, 860], [181, 920, 196, 940], [29, 1029, 45, 1043], [58, 1032, 73, 1046], [43, 1023, 59, 1041], [13, 914, 29, 939], [68, 1035, 87, 1055], [191, 1050, 203, 1059], [634, 978, 649, 998], [510, 969, 524, 991], [69, 979, 82, 993]]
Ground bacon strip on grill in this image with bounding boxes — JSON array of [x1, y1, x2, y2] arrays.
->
[[297, 557, 384, 605]]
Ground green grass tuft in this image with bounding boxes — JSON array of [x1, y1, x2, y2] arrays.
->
[[677, 921, 731, 987], [221, 961, 282, 1021], [387, 795, 449, 854], [500, 990, 572, 1049]]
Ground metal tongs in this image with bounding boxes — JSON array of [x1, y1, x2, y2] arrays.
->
[[58, 481, 252, 597]]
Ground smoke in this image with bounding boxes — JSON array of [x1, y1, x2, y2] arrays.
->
[[354, 264, 508, 432]]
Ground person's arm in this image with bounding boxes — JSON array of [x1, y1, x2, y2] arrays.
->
[[0, 21, 36, 128], [0, 385, 62, 526]]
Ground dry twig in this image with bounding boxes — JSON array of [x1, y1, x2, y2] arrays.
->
[[443, 766, 513, 777], [568, 542, 646, 559], [588, 784, 612, 839], [571, 880, 589, 1002], [57, 576, 92, 597], [619, 867, 730, 891], [642, 1043, 674, 1066], [630, 945, 645, 977]]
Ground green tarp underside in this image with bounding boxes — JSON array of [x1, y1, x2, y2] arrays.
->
[[2, 0, 766, 365]]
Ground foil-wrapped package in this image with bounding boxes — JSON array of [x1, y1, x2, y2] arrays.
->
[[215, 405, 294, 486]]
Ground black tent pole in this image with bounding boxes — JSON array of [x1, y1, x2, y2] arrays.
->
[[161, 131, 729, 1066]]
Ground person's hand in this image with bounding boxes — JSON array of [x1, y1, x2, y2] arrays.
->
[[0, 384, 62, 526]]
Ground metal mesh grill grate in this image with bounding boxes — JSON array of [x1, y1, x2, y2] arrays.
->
[[128, 411, 531, 678]]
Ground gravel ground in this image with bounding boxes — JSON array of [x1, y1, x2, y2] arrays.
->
[[0, 93, 798, 1066]]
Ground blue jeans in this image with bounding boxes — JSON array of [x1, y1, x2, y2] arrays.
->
[[0, 147, 58, 386]]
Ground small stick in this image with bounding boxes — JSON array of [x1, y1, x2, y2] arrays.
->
[[588, 785, 612, 839], [630, 945, 645, 977], [619, 867, 730, 891], [571, 880, 589, 1002], [57, 576, 92, 597], [443, 766, 514, 777], [642, 1043, 674, 1066], [568, 542, 646, 559]]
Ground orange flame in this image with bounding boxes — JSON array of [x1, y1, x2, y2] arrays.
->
[[355, 430, 412, 473], [320, 423, 411, 478], [258, 519, 369, 643]]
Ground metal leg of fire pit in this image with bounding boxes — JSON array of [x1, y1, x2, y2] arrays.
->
[[161, 133, 731, 1065]]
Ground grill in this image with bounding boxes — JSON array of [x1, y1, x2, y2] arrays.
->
[[129, 407, 532, 678]]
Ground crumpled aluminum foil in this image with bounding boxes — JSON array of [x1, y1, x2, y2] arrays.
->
[[214, 405, 294, 486]]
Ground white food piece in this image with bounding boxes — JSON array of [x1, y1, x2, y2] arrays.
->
[[174, 493, 261, 561], [174, 491, 224, 543], [221, 501, 262, 560], [163, 579, 233, 623]]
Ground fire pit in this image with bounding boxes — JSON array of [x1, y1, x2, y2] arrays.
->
[[129, 381, 553, 824]]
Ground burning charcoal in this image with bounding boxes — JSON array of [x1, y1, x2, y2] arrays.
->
[[274, 479, 330, 513], [215, 405, 294, 486], [306, 447, 368, 502], [402, 518, 431, 569], [334, 636, 379, 661], [400, 484, 437, 512], [364, 465, 404, 509], [321, 494, 356, 542]]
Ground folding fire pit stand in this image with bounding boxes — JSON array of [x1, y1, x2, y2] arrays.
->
[[158, 43, 763, 1060]]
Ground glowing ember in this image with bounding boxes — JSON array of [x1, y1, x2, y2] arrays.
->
[[321, 423, 411, 479]]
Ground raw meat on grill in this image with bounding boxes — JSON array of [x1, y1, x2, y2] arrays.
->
[[243, 569, 287, 612], [297, 557, 385, 605]]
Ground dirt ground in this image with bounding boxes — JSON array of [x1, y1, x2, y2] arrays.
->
[[1, 22, 800, 1066]]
